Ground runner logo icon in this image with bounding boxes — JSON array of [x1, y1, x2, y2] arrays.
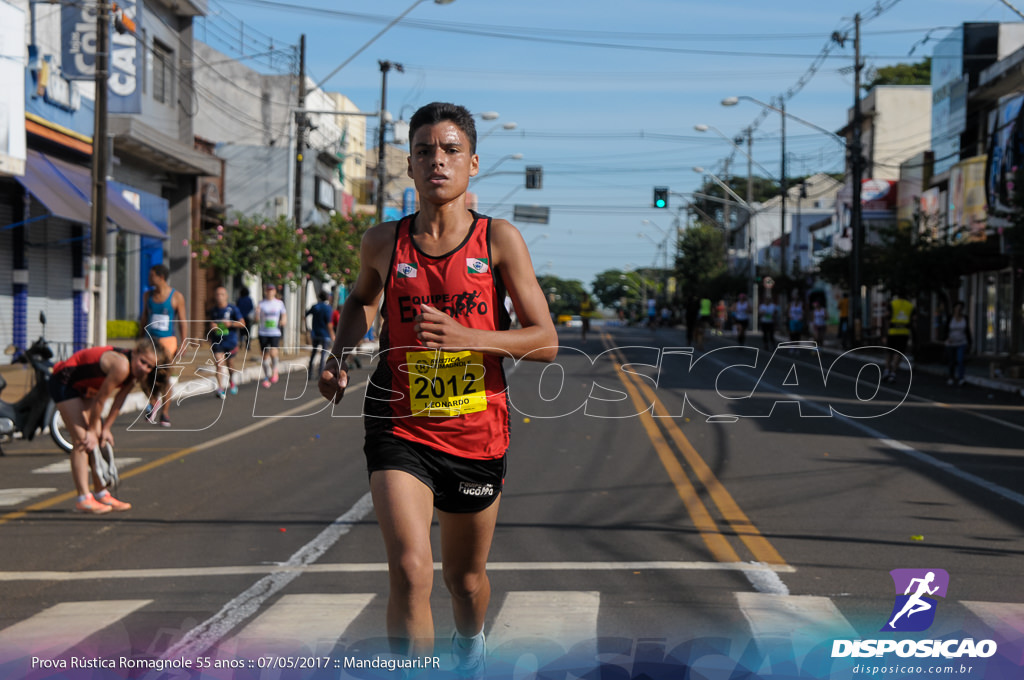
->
[[882, 568, 949, 632]]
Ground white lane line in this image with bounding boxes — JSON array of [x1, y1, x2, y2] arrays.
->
[[736, 592, 857, 651], [160, 492, 374, 660], [490, 591, 600, 648], [702, 351, 1024, 509], [0, 600, 151, 664], [0, 489, 58, 507], [0, 561, 796, 581], [220, 594, 376, 657]]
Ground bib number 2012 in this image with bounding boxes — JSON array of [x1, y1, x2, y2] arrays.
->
[[406, 350, 487, 417]]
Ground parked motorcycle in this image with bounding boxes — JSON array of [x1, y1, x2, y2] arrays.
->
[[0, 312, 71, 455]]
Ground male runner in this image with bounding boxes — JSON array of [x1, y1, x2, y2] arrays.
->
[[208, 285, 245, 397], [318, 102, 557, 676]]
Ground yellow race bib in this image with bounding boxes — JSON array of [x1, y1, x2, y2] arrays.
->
[[406, 350, 487, 417]]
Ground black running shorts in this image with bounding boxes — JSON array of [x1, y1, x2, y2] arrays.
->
[[364, 433, 505, 513]]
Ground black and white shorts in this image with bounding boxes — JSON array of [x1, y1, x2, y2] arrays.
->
[[364, 432, 505, 513]]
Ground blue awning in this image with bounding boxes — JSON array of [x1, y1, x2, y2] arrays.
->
[[13, 150, 167, 239]]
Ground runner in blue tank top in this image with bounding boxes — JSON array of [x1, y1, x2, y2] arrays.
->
[[140, 264, 185, 426]]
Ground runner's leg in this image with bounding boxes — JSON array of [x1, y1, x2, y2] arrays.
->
[[439, 498, 501, 639], [370, 469, 438, 656]]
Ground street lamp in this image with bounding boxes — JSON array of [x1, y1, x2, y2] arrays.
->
[[479, 121, 518, 141], [721, 95, 789, 276], [692, 167, 759, 332], [721, 96, 846, 276], [472, 153, 524, 182]]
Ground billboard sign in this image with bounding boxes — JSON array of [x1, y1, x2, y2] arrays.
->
[[0, 1, 27, 176], [62, 0, 142, 113]]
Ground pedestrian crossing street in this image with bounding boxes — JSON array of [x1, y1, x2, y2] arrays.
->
[[1, 590, 1022, 668]]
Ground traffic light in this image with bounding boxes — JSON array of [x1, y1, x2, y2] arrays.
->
[[653, 187, 668, 208], [525, 166, 543, 189]]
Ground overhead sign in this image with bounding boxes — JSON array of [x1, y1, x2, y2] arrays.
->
[[513, 205, 549, 224]]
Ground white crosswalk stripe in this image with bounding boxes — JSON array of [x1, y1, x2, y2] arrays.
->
[[0, 600, 151, 664], [960, 601, 1024, 637], [1, 592, 1021, 671], [219, 593, 375, 657], [0, 488, 58, 507], [489, 590, 600, 647], [32, 458, 143, 475], [736, 592, 858, 653]]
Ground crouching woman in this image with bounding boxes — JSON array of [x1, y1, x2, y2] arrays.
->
[[49, 340, 166, 514]]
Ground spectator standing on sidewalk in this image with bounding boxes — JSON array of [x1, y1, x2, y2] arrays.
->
[[759, 296, 778, 350], [236, 286, 255, 349], [305, 291, 335, 380], [811, 300, 827, 346], [945, 301, 971, 387]]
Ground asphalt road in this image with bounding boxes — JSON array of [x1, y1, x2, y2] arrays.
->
[[0, 325, 1022, 678]]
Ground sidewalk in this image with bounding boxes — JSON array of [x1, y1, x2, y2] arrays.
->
[[0, 340, 317, 412]]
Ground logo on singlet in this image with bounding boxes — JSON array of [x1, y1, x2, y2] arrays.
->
[[397, 262, 418, 279]]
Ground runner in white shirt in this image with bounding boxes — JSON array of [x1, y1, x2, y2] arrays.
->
[[256, 283, 288, 387]]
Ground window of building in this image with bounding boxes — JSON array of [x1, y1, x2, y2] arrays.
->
[[153, 40, 173, 104]]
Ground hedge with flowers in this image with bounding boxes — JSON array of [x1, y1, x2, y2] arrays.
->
[[189, 212, 375, 287]]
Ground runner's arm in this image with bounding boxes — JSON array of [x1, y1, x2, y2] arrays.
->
[[90, 352, 131, 442], [415, 219, 557, 362], [173, 291, 187, 341], [319, 225, 390, 401]]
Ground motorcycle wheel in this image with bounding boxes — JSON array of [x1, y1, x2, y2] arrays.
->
[[49, 408, 74, 453]]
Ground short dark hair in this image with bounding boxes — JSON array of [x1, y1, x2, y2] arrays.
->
[[409, 102, 477, 154], [319, 291, 329, 302], [150, 264, 170, 281]]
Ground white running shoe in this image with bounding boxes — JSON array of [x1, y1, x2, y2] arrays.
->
[[451, 631, 486, 679]]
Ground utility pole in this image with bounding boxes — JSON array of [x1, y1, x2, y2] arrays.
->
[[293, 34, 306, 231], [375, 60, 403, 224], [745, 128, 758, 333], [850, 14, 864, 345], [779, 99, 787, 278], [89, 0, 110, 347]]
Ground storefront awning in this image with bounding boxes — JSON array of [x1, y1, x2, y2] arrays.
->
[[14, 150, 167, 239]]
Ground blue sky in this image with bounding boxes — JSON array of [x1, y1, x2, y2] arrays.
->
[[206, 0, 1023, 288]]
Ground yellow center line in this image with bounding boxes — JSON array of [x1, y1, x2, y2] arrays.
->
[[604, 334, 786, 566], [602, 336, 740, 564], [0, 392, 352, 527]]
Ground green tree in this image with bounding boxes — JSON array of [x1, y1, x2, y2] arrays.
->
[[675, 223, 727, 298], [537, 275, 588, 318], [192, 213, 303, 285], [299, 212, 375, 286], [192, 211, 373, 288], [863, 57, 931, 92]]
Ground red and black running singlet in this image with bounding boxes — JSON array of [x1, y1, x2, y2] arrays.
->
[[365, 211, 511, 460], [52, 346, 132, 398]]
